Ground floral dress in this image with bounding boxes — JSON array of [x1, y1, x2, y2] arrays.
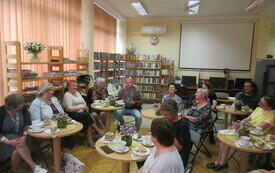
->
[[187, 103, 211, 135]]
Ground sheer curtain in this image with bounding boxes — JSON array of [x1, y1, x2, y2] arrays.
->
[[0, 0, 82, 104], [94, 4, 117, 53]]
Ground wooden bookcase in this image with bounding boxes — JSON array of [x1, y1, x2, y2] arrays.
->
[[2, 41, 89, 103]]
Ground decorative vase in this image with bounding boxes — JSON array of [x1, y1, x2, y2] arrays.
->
[[235, 105, 242, 111], [155, 110, 161, 116], [29, 53, 40, 62], [121, 135, 132, 147], [238, 129, 249, 137], [57, 120, 67, 128]]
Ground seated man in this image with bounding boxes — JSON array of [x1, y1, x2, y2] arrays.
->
[[114, 77, 143, 131], [160, 100, 191, 167]]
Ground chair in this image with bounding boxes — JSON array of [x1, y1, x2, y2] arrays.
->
[[176, 85, 189, 108]]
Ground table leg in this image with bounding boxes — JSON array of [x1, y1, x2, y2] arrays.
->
[[240, 151, 249, 173], [53, 137, 61, 173], [121, 162, 130, 173], [106, 111, 111, 132], [224, 113, 228, 128]]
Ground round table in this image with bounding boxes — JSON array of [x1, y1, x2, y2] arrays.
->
[[216, 105, 251, 128], [141, 109, 163, 119], [90, 104, 125, 132], [28, 122, 83, 173], [95, 135, 152, 173], [217, 132, 272, 173], [217, 97, 235, 103]]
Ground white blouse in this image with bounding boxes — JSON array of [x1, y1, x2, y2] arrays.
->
[[62, 92, 87, 112], [30, 97, 64, 121]]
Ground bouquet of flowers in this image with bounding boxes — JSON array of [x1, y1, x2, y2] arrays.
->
[[108, 95, 116, 106], [232, 120, 252, 137], [120, 125, 136, 146], [152, 103, 161, 116], [23, 41, 46, 54], [234, 100, 244, 110], [52, 113, 70, 128]]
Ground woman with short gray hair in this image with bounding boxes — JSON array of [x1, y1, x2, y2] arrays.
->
[[0, 94, 47, 172], [182, 88, 211, 135]]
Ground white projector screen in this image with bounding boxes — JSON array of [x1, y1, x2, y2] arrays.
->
[[179, 21, 254, 71]]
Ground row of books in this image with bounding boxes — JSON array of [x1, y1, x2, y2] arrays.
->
[[135, 77, 160, 84], [94, 62, 108, 69], [136, 62, 161, 68], [120, 70, 134, 75], [136, 54, 161, 60], [161, 78, 174, 84], [136, 70, 160, 76], [120, 62, 135, 68], [161, 69, 173, 75], [138, 85, 159, 91], [142, 93, 158, 98], [95, 71, 107, 78], [162, 57, 174, 65]]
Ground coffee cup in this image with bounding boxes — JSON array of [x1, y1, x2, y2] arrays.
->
[[240, 136, 250, 146], [32, 120, 43, 128], [143, 135, 152, 145], [117, 141, 126, 151], [50, 126, 58, 134], [220, 104, 225, 106], [94, 100, 100, 104], [32, 126, 42, 132], [254, 127, 262, 134]]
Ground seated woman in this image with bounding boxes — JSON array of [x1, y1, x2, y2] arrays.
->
[[206, 95, 275, 171], [182, 88, 211, 135], [87, 77, 108, 126], [138, 118, 184, 173], [63, 80, 104, 147], [30, 83, 74, 151], [0, 94, 47, 173], [162, 83, 185, 114]]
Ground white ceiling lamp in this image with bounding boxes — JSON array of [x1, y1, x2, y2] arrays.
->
[[131, 0, 148, 16], [245, 0, 265, 12], [187, 0, 200, 14]]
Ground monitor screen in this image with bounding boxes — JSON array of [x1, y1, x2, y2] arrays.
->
[[182, 76, 196, 86], [209, 77, 226, 89], [235, 78, 252, 89]]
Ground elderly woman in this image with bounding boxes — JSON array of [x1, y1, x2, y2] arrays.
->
[[206, 96, 275, 171], [182, 88, 211, 135], [87, 77, 108, 125], [63, 80, 104, 147], [1, 94, 47, 173], [138, 118, 184, 173], [162, 83, 185, 113], [30, 83, 74, 151]]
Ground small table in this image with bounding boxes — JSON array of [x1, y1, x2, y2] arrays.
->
[[217, 97, 235, 103], [216, 105, 251, 128], [95, 135, 152, 173], [217, 132, 272, 173], [141, 109, 163, 119], [90, 104, 125, 132], [28, 122, 83, 173]]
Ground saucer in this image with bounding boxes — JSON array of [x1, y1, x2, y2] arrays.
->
[[249, 130, 264, 136], [43, 129, 60, 135], [142, 140, 154, 147], [255, 143, 273, 150], [30, 128, 45, 133], [132, 134, 143, 141], [132, 147, 150, 156], [114, 146, 129, 153], [235, 140, 253, 148]]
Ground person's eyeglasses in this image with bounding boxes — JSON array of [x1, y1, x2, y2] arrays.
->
[[244, 85, 252, 88]]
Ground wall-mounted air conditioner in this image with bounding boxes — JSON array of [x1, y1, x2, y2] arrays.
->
[[141, 26, 167, 35]]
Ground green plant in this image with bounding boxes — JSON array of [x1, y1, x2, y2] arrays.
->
[[175, 75, 181, 80], [267, 54, 273, 59]]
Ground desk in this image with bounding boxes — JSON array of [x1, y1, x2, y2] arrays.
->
[[90, 104, 124, 132], [216, 105, 251, 128], [217, 133, 272, 173], [28, 122, 83, 173], [141, 109, 163, 119], [95, 135, 152, 173]]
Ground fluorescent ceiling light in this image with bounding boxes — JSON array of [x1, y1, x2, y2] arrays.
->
[[188, 0, 200, 15], [245, 0, 265, 12], [131, 0, 148, 16]]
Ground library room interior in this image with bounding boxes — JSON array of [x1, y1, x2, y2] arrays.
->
[[1, 0, 275, 173]]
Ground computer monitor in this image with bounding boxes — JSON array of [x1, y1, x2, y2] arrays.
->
[[209, 77, 226, 89], [235, 78, 252, 89], [182, 76, 196, 86]]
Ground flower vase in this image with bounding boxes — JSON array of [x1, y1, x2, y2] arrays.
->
[[29, 53, 40, 62], [121, 135, 132, 147], [57, 120, 67, 128], [235, 105, 242, 111], [238, 129, 249, 137]]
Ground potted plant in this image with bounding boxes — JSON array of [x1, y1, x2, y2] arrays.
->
[[234, 100, 243, 111], [120, 125, 136, 146], [53, 113, 69, 128], [232, 120, 252, 137], [267, 54, 273, 59], [174, 75, 181, 84], [23, 41, 46, 62]]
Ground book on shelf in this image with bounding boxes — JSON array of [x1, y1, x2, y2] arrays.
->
[[142, 92, 158, 99], [136, 62, 161, 68], [162, 57, 174, 65], [136, 70, 160, 76], [136, 54, 161, 60], [135, 77, 160, 84], [161, 69, 173, 75], [138, 85, 159, 91]]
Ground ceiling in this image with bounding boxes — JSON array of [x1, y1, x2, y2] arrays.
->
[[100, 0, 275, 22]]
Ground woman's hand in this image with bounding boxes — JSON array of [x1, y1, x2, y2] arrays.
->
[[17, 136, 26, 148], [6, 138, 21, 147]]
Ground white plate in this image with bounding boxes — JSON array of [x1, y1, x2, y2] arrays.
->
[[43, 129, 60, 135], [132, 134, 143, 141], [132, 147, 150, 157], [113, 146, 129, 153], [236, 140, 253, 147], [219, 130, 238, 136], [142, 140, 155, 147], [67, 120, 76, 124], [30, 128, 45, 133], [255, 143, 273, 150], [92, 103, 101, 106], [249, 130, 264, 136], [217, 105, 226, 109], [100, 136, 117, 143]]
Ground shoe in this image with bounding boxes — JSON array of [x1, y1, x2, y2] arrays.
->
[[206, 162, 219, 169], [34, 165, 48, 173], [88, 142, 95, 148], [213, 163, 229, 171]]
